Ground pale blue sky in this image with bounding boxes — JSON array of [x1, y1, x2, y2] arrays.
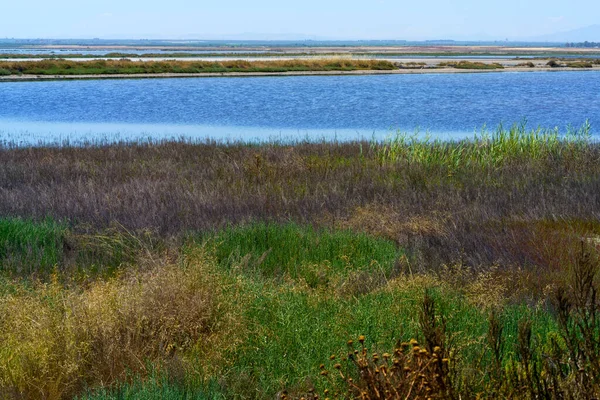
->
[[2, 0, 599, 40]]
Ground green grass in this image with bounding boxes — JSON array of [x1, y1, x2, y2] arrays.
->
[[374, 120, 591, 171], [200, 222, 402, 284], [0, 217, 66, 275], [77, 272, 561, 399], [0, 217, 162, 278], [80, 372, 226, 400]]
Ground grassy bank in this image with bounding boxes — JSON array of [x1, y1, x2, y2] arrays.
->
[[0, 59, 396, 76], [2, 123, 600, 398]]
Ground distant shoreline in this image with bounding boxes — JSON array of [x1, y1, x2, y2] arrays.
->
[[1, 66, 599, 82]]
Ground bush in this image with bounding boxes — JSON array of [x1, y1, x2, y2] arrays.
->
[[517, 61, 535, 68]]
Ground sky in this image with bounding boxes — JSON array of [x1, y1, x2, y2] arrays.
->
[[1, 0, 599, 40]]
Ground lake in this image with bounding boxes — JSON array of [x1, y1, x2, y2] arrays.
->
[[1, 71, 599, 145]]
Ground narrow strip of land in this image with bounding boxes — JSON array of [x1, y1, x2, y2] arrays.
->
[[1, 56, 599, 81], [1, 66, 599, 82]]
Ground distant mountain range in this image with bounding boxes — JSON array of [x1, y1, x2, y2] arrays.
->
[[526, 24, 600, 42]]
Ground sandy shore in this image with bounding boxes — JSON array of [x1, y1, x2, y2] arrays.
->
[[1, 66, 599, 82]]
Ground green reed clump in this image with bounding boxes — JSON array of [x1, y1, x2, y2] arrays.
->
[[0, 217, 66, 275], [374, 121, 591, 172], [0, 217, 166, 279], [201, 222, 401, 284]]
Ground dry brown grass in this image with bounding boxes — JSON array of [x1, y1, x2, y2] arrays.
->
[[0, 248, 240, 399], [335, 203, 450, 244]]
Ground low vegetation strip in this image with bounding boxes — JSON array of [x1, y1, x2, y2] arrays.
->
[[1, 122, 600, 398], [0, 58, 397, 76], [2, 58, 599, 79], [438, 60, 504, 69]]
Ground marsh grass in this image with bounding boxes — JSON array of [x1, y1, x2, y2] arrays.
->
[[1, 122, 598, 284], [1, 124, 600, 398], [374, 121, 590, 170], [0, 222, 591, 399]]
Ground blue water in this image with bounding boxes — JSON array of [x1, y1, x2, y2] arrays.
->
[[0, 71, 599, 144]]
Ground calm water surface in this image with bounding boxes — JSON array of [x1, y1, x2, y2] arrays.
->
[[1, 71, 599, 145]]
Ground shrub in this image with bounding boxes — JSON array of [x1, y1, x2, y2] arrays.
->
[[516, 62, 535, 68]]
